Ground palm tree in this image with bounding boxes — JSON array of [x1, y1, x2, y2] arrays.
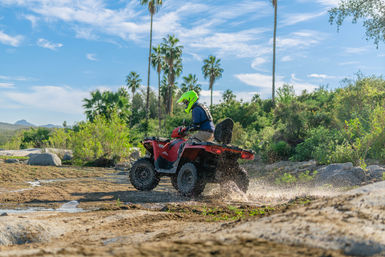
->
[[161, 34, 183, 115], [125, 71, 142, 103], [151, 44, 163, 130], [83, 89, 130, 123], [180, 74, 202, 96], [272, 0, 278, 106], [202, 55, 224, 108], [141, 0, 163, 132]]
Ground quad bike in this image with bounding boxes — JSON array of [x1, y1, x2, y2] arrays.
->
[[129, 118, 255, 197]]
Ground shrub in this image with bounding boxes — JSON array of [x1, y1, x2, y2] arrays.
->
[[291, 127, 343, 163], [70, 112, 132, 165], [275, 173, 296, 185]]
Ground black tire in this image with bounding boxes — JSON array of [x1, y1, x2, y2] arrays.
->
[[170, 175, 178, 191], [233, 166, 249, 193], [130, 158, 159, 191], [177, 163, 206, 197], [218, 161, 249, 193]]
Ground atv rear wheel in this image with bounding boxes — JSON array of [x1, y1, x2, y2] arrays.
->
[[177, 163, 206, 197], [217, 161, 249, 193], [130, 158, 159, 191], [233, 166, 249, 193]]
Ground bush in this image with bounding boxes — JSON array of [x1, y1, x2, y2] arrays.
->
[[70, 112, 132, 165], [291, 127, 343, 163]]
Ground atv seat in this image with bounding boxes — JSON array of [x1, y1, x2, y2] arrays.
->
[[214, 118, 234, 145]]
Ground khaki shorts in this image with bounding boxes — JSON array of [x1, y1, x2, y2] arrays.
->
[[188, 130, 214, 143]]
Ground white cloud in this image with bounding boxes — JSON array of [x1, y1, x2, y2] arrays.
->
[[308, 73, 335, 79], [198, 90, 259, 105], [23, 14, 39, 27], [0, 75, 29, 81], [235, 72, 318, 97], [282, 11, 326, 26], [37, 38, 63, 50], [190, 28, 270, 58], [339, 61, 360, 66], [315, 0, 340, 7], [86, 53, 97, 61], [0, 31, 23, 47], [0, 83, 14, 88], [344, 47, 369, 54], [4, 85, 89, 114], [277, 30, 325, 49], [297, 0, 340, 7], [281, 56, 293, 62], [251, 57, 267, 70]]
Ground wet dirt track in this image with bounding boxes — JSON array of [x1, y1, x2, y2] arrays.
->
[[0, 162, 383, 256]]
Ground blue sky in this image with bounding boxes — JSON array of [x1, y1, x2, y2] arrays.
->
[[0, 0, 384, 126]]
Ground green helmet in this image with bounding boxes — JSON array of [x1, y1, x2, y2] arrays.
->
[[177, 90, 198, 113]]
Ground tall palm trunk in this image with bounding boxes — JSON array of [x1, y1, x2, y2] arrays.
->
[[145, 13, 154, 135], [272, 0, 277, 106], [210, 77, 214, 108], [157, 69, 161, 133]]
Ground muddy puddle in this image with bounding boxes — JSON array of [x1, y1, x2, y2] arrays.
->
[[0, 201, 84, 214]]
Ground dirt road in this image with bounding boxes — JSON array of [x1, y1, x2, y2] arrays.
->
[[0, 162, 383, 256]]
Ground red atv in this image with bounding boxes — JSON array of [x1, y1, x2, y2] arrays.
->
[[129, 118, 254, 197]]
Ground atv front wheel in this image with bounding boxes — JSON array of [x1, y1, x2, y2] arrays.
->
[[130, 158, 159, 191], [177, 163, 206, 197], [170, 175, 178, 191]]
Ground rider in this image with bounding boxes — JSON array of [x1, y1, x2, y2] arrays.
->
[[176, 90, 215, 143]]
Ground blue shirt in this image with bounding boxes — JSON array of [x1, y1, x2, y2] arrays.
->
[[191, 102, 215, 132]]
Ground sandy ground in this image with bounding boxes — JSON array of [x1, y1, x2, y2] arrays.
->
[[0, 162, 383, 256]]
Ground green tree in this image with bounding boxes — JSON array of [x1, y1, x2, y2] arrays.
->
[[161, 34, 183, 115], [125, 71, 142, 102], [271, 0, 278, 105], [180, 74, 202, 95], [202, 55, 224, 108], [141, 0, 163, 132], [222, 89, 236, 104], [329, 0, 385, 46], [151, 44, 164, 131], [83, 89, 130, 123]]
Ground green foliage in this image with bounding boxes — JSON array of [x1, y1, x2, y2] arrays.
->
[[180, 74, 201, 95], [298, 170, 318, 183], [329, 0, 385, 46], [83, 88, 131, 123], [70, 112, 132, 165], [275, 170, 318, 185], [2, 127, 52, 149], [48, 128, 71, 149], [275, 173, 296, 185], [292, 127, 343, 164]]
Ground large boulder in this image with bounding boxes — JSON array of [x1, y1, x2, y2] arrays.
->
[[27, 153, 62, 166], [315, 162, 368, 187]]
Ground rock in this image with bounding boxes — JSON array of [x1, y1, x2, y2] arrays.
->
[[367, 165, 385, 179], [130, 148, 141, 160], [115, 162, 131, 171], [315, 163, 369, 187], [0, 213, 7, 217], [62, 152, 73, 161], [4, 159, 19, 164], [44, 148, 73, 161], [27, 153, 62, 166]]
